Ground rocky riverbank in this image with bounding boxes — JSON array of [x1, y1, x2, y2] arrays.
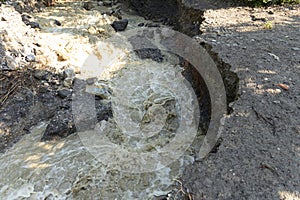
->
[[0, 0, 299, 199]]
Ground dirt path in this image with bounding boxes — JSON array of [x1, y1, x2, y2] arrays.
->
[[182, 5, 300, 200]]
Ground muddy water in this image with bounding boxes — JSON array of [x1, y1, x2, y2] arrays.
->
[[0, 1, 204, 199]]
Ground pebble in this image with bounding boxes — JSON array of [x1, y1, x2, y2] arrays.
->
[[277, 83, 290, 90], [58, 89, 72, 99], [34, 70, 48, 80], [86, 77, 97, 85], [111, 19, 128, 32], [268, 53, 280, 61], [27, 21, 41, 29], [62, 68, 75, 80], [54, 19, 61, 26], [102, 0, 113, 6], [83, 1, 94, 10], [25, 54, 35, 62]]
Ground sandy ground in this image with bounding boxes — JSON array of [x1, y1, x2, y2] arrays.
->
[[182, 4, 300, 200]]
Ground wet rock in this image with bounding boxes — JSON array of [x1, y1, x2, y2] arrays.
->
[[42, 110, 76, 141], [27, 21, 41, 29], [21, 15, 41, 29], [102, 0, 113, 6], [145, 23, 160, 27], [83, 1, 94, 10], [95, 99, 113, 122], [58, 89, 72, 99], [53, 19, 61, 26], [62, 69, 75, 88], [111, 19, 128, 32], [21, 14, 32, 22]]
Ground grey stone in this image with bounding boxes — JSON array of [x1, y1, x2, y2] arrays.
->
[[111, 19, 128, 32], [58, 89, 72, 99]]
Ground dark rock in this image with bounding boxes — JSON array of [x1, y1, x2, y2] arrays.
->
[[111, 19, 128, 32], [57, 89, 72, 99], [145, 23, 160, 27], [121, 0, 205, 36], [27, 21, 41, 29], [102, 0, 113, 6], [1, 17, 6, 21], [83, 1, 94, 10], [134, 48, 164, 62], [41, 110, 76, 141], [138, 22, 145, 27], [21, 14, 32, 22], [54, 19, 61, 26], [21, 14, 41, 29]]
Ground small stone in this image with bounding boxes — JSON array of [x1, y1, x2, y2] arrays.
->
[[85, 83, 111, 99], [102, 0, 113, 6], [25, 54, 35, 62], [277, 83, 290, 91], [138, 23, 145, 27], [86, 77, 97, 85], [83, 1, 94, 10], [111, 19, 128, 32], [292, 47, 300, 51], [268, 53, 279, 61], [27, 21, 41, 29], [54, 20, 61, 26], [63, 78, 74, 88], [58, 89, 72, 98], [62, 68, 75, 80]]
